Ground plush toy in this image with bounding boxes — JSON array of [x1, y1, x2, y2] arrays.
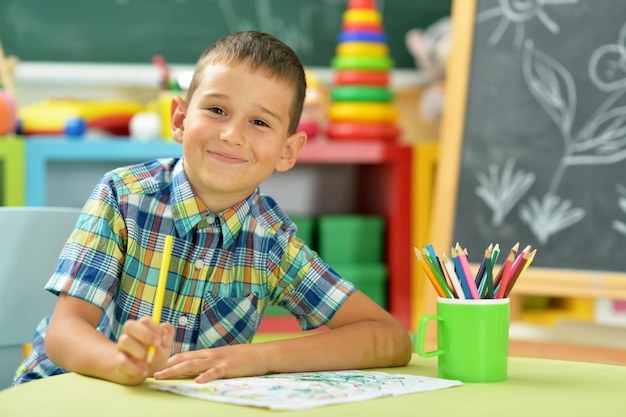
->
[[405, 17, 451, 125]]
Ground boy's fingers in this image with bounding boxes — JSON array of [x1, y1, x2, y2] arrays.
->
[[123, 318, 161, 347], [115, 351, 150, 384]]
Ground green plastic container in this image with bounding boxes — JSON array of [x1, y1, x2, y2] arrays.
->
[[289, 216, 316, 249], [317, 215, 385, 263], [333, 262, 388, 308]]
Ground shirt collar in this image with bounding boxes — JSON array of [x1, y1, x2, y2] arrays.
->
[[168, 158, 256, 246]]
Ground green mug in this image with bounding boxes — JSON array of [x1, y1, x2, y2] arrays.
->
[[416, 297, 510, 383]]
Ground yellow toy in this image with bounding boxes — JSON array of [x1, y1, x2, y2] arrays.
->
[[18, 98, 144, 137]]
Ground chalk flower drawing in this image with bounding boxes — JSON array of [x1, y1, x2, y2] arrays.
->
[[475, 159, 535, 226], [476, 0, 579, 47], [475, 3, 626, 244], [519, 194, 584, 245]]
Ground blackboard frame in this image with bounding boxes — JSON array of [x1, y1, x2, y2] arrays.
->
[[429, 0, 626, 303]]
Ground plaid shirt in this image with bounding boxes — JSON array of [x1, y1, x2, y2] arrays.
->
[[14, 157, 354, 385]]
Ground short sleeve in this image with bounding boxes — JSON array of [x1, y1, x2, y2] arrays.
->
[[270, 236, 356, 330], [45, 177, 127, 311]]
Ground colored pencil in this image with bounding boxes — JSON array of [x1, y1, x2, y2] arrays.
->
[[494, 250, 516, 299], [493, 242, 519, 289], [504, 248, 536, 297], [147, 234, 173, 363], [422, 248, 455, 298], [455, 243, 480, 299], [485, 254, 495, 298], [474, 244, 493, 290], [477, 246, 493, 296], [414, 247, 447, 297], [441, 252, 466, 299], [490, 243, 501, 265], [450, 246, 471, 298]]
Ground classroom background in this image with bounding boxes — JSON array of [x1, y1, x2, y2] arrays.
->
[[1, 0, 625, 389]]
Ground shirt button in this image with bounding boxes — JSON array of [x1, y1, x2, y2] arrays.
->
[[206, 215, 215, 224], [178, 316, 188, 326], [194, 259, 204, 269]]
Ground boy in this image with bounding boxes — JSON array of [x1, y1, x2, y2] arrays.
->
[[14, 31, 412, 387]]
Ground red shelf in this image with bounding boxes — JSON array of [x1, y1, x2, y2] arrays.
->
[[297, 139, 406, 163], [262, 140, 413, 331]]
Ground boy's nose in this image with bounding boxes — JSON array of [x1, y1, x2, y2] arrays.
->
[[218, 122, 244, 145]]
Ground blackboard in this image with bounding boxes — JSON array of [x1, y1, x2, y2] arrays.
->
[[0, 0, 451, 69], [431, 0, 626, 299]]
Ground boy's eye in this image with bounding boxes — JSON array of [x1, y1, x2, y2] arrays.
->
[[209, 107, 226, 115], [252, 119, 269, 127]]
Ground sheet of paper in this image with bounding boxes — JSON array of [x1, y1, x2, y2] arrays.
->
[[150, 370, 462, 410]]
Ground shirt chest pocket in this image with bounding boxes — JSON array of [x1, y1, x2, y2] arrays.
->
[[196, 292, 260, 349]]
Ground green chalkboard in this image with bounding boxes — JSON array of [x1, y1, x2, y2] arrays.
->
[[0, 0, 451, 69]]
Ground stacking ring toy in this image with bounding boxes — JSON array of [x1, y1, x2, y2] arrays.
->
[[342, 9, 382, 25], [327, 122, 401, 141], [328, 102, 398, 123], [334, 70, 390, 86], [337, 31, 386, 43], [337, 42, 389, 57], [342, 21, 383, 32], [331, 86, 393, 102], [331, 56, 393, 71]]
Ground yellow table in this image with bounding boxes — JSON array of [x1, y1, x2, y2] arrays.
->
[[1, 354, 624, 417]]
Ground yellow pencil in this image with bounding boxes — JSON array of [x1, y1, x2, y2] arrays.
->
[[147, 234, 173, 363]]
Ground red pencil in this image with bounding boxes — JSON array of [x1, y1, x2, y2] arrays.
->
[[504, 248, 536, 297], [493, 242, 519, 289], [494, 250, 516, 298]]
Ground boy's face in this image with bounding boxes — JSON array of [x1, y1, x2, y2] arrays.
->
[[170, 63, 306, 212]]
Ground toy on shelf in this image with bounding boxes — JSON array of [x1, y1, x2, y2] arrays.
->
[[0, 89, 17, 136], [0, 38, 18, 136], [405, 17, 451, 130], [152, 54, 188, 141], [327, 0, 401, 142], [297, 69, 329, 140], [129, 100, 162, 141], [18, 98, 144, 137]]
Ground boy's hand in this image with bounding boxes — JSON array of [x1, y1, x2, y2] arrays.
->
[[153, 344, 268, 383], [114, 317, 175, 385]]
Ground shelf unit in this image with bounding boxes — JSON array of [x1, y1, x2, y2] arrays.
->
[[21, 137, 413, 331]]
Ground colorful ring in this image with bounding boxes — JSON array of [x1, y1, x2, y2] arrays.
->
[[337, 31, 386, 43], [331, 56, 394, 71], [342, 21, 383, 32], [347, 0, 378, 10], [296, 120, 319, 139], [327, 122, 401, 141], [342, 9, 382, 25], [334, 70, 390, 86], [336, 42, 389, 57], [328, 102, 398, 123], [331, 86, 393, 102]]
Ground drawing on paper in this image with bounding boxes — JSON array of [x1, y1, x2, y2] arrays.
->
[[150, 370, 462, 410]]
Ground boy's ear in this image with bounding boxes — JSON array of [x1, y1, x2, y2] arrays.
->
[[276, 131, 307, 172], [170, 95, 187, 144]]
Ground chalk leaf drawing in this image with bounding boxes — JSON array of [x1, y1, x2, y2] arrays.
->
[[523, 39, 576, 142], [475, 159, 535, 227], [519, 193, 585, 245]]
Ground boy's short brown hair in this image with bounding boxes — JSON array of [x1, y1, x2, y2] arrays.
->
[[186, 31, 307, 135]]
